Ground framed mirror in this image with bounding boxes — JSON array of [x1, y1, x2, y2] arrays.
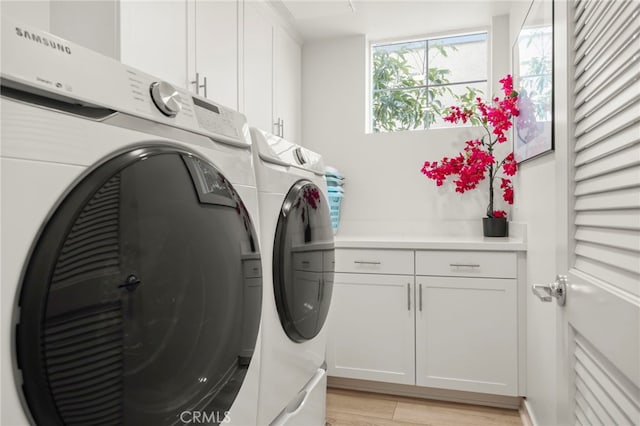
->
[[512, 0, 554, 163]]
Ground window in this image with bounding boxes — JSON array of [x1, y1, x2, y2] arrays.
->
[[371, 32, 488, 132]]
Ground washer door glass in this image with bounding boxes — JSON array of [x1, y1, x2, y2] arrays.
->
[[16, 147, 262, 425], [273, 180, 335, 343]]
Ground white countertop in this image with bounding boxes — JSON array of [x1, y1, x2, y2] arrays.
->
[[334, 236, 527, 251]]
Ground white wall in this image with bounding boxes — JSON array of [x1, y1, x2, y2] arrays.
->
[[302, 18, 512, 238], [50, 0, 120, 59], [1, 1, 50, 30], [0, 1, 120, 59], [510, 1, 558, 425]]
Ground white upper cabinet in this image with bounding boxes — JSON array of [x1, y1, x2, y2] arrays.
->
[[274, 27, 301, 143], [242, 1, 302, 141], [190, 0, 239, 108], [49, 1, 190, 89], [243, 1, 274, 133], [48, 0, 302, 135], [120, 1, 188, 88]]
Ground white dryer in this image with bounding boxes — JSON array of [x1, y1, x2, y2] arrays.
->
[[1, 19, 263, 426], [250, 129, 334, 426]]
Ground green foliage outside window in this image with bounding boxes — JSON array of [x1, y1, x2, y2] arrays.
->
[[371, 34, 487, 132]]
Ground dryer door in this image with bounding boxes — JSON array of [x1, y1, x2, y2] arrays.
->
[[273, 180, 335, 343], [16, 147, 262, 425]]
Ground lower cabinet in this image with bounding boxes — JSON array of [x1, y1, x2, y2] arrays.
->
[[415, 276, 517, 396], [327, 248, 520, 397], [327, 273, 415, 385]]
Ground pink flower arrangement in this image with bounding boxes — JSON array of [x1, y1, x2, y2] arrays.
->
[[421, 75, 519, 219]]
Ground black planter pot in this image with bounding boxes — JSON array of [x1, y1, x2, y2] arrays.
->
[[483, 217, 508, 237]]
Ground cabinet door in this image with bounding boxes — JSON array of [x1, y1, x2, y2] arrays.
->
[[327, 273, 415, 385], [243, 1, 274, 133], [194, 0, 238, 108], [120, 1, 188, 88], [415, 276, 518, 395], [274, 27, 301, 143]]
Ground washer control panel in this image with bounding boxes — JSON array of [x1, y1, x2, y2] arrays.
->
[[192, 97, 239, 139], [1, 17, 250, 148]]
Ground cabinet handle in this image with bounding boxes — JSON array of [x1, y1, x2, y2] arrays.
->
[[190, 72, 199, 94], [449, 263, 481, 268], [354, 261, 381, 265], [407, 283, 411, 311], [191, 72, 207, 96], [281, 118, 285, 138], [419, 283, 423, 311], [273, 118, 282, 137]]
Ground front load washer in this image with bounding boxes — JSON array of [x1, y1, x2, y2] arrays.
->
[[1, 19, 262, 426], [250, 129, 334, 426]]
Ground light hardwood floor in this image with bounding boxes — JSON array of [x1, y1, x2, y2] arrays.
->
[[326, 388, 523, 426]]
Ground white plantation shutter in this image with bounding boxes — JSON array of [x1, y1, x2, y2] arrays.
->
[[572, 0, 640, 297], [573, 334, 640, 425]]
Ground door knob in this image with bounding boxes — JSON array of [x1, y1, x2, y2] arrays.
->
[[532, 275, 567, 306]]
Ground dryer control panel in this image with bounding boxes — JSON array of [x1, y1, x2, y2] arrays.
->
[[1, 17, 249, 149], [250, 128, 325, 176]]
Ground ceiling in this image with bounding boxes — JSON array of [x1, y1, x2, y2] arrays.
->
[[272, 0, 514, 42]]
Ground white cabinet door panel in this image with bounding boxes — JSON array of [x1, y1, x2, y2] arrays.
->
[[415, 276, 518, 395], [243, 1, 274, 133], [120, 0, 188, 88], [327, 273, 415, 385], [274, 27, 301, 143], [194, 0, 238, 108]]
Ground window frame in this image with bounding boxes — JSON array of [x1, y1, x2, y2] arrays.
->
[[368, 27, 491, 134]]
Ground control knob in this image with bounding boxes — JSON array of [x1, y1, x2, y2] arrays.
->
[[150, 81, 181, 117]]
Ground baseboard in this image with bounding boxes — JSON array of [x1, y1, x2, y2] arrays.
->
[[327, 376, 522, 410], [521, 399, 536, 426]]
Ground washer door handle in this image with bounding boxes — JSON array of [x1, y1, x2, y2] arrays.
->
[[119, 274, 142, 291]]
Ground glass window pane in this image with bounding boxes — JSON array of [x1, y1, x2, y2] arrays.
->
[[372, 88, 427, 132], [370, 32, 488, 132], [429, 82, 487, 129], [372, 40, 426, 90], [428, 33, 487, 84]]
